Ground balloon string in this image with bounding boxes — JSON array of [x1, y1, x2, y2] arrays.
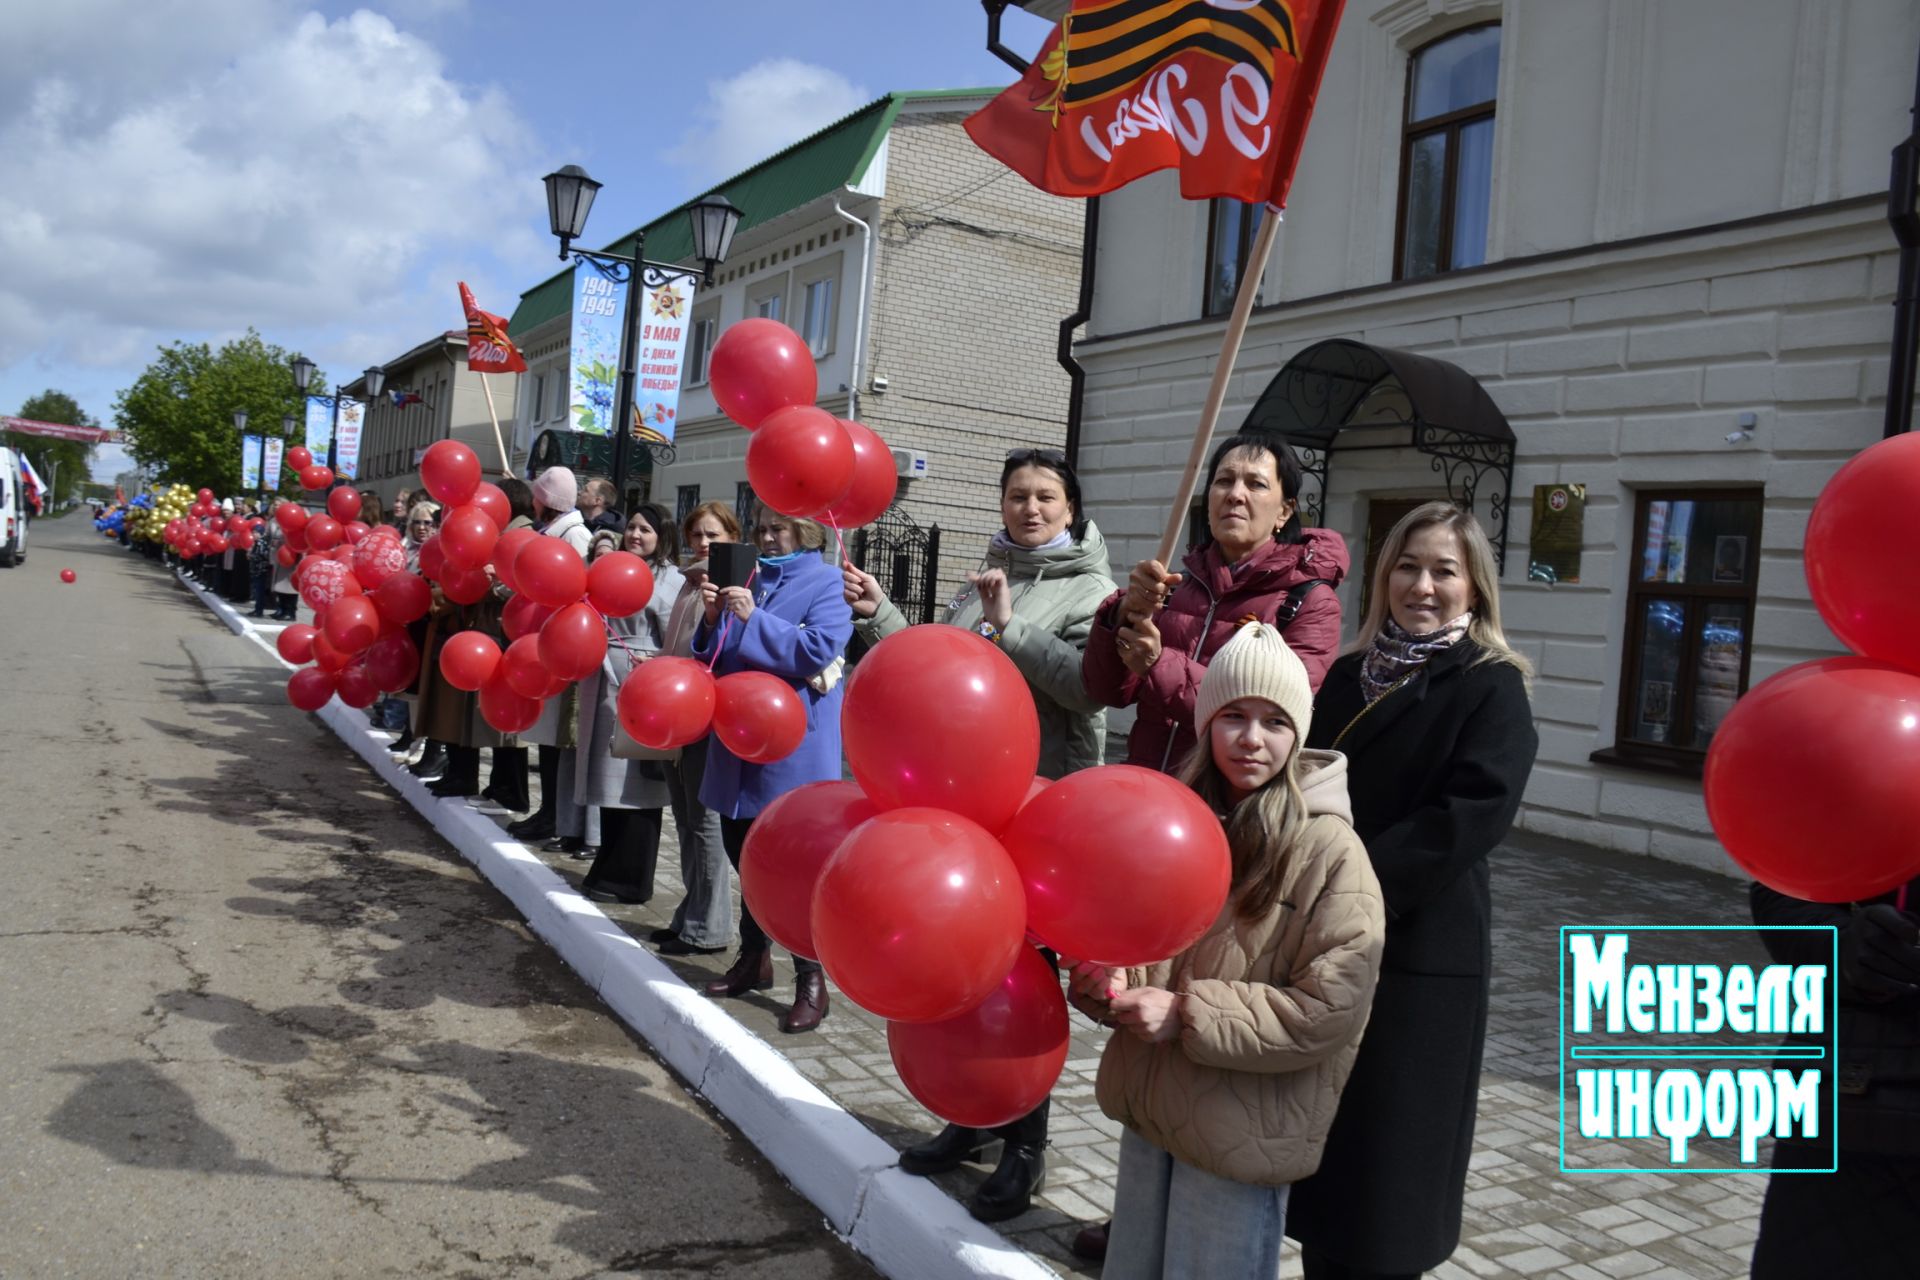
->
[[830, 518, 848, 568], [705, 566, 756, 673]]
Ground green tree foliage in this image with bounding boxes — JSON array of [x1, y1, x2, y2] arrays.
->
[[4, 389, 98, 506], [113, 329, 327, 495]]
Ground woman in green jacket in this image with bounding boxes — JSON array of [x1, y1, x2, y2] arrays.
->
[[842, 445, 1116, 1221]]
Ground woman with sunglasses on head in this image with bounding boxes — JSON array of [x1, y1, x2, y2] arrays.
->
[[842, 445, 1116, 1223]]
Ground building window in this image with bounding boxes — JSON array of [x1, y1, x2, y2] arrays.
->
[[752, 291, 784, 323], [735, 481, 757, 532], [552, 372, 568, 421], [1395, 23, 1500, 281], [530, 373, 546, 424], [687, 313, 717, 385], [1608, 489, 1762, 768], [1203, 199, 1265, 318], [676, 484, 700, 531], [800, 277, 835, 357]]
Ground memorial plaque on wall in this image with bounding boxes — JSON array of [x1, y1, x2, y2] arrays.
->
[[1529, 484, 1585, 584]]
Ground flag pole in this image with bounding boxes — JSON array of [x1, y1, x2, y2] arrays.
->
[[477, 373, 513, 477], [1153, 208, 1281, 570]]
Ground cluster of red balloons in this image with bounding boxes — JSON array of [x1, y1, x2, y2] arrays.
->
[[1704, 433, 1920, 901], [732, 626, 1233, 1129], [287, 445, 334, 493], [164, 487, 266, 558], [708, 318, 896, 528], [275, 507, 425, 712]]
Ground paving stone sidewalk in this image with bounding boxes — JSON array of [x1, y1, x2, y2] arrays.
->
[[408, 732, 1771, 1280]]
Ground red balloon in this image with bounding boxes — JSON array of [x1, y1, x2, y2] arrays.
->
[[499, 635, 551, 699], [1806, 434, 1920, 673], [59, 568, 77, 584], [304, 514, 343, 551], [229, 524, 255, 551], [812, 808, 1027, 1022], [420, 440, 480, 506], [746, 405, 855, 518], [1003, 765, 1232, 966], [207, 515, 228, 533], [469, 481, 510, 530], [888, 945, 1069, 1129], [327, 544, 358, 566], [819, 420, 898, 529], [740, 782, 881, 960], [586, 550, 655, 618], [299, 464, 333, 491], [324, 596, 382, 654], [616, 656, 716, 750], [439, 632, 501, 691], [327, 487, 362, 523], [514, 537, 588, 607], [276, 624, 318, 664], [1704, 657, 1920, 901], [707, 317, 819, 429], [371, 571, 432, 624], [342, 520, 370, 545], [310, 629, 354, 673], [197, 488, 215, 504], [712, 672, 807, 764], [491, 527, 540, 593], [286, 447, 314, 472], [841, 626, 1040, 832], [538, 601, 608, 682], [287, 667, 335, 711], [275, 544, 299, 569], [501, 593, 555, 642], [283, 523, 309, 554], [478, 672, 543, 733], [351, 535, 407, 590], [439, 504, 499, 570], [298, 557, 357, 611], [416, 534, 446, 582], [334, 665, 378, 709], [440, 565, 492, 605], [363, 631, 420, 693]]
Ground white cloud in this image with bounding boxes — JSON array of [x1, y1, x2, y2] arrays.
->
[[0, 6, 548, 389], [666, 59, 871, 186]]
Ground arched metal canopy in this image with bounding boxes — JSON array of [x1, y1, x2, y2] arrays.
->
[[1239, 339, 1516, 569]]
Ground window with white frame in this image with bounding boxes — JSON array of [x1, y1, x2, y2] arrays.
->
[[800, 276, 835, 357], [748, 274, 788, 324], [687, 308, 718, 385]]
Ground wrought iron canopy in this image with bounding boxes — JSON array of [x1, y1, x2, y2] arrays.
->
[[1238, 339, 1517, 570]]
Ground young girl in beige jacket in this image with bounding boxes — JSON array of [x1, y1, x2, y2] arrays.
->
[[1068, 621, 1386, 1280]]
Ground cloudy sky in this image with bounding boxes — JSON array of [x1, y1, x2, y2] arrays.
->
[[0, 0, 1052, 481]]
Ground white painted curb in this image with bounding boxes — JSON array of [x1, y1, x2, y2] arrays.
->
[[173, 569, 1058, 1280]]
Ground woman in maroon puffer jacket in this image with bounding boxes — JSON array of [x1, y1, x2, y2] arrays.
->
[[1084, 431, 1349, 774]]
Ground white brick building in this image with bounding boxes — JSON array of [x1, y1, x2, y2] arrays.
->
[[1018, 0, 1920, 872], [508, 90, 1084, 609]]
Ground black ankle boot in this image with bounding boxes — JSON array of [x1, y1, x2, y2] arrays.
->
[[898, 1124, 997, 1176], [408, 743, 446, 779], [969, 1141, 1046, 1223]]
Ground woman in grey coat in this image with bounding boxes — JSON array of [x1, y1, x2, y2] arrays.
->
[[577, 502, 685, 904]]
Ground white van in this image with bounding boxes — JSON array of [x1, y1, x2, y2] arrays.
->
[[0, 446, 28, 568]]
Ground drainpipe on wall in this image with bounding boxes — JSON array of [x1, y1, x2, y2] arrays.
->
[[1886, 41, 1920, 438], [832, 196, 874, 423]]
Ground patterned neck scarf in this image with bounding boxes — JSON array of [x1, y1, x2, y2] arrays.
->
[[1360, 612, 1473, 704]]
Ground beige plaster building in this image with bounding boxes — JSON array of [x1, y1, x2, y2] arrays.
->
[[346, 331, 519, 512]]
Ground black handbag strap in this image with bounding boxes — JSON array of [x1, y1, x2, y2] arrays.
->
[[1275, 578, 1334, 626]]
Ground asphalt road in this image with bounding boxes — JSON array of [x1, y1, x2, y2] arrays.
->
[[0, 515, 872, 1280]]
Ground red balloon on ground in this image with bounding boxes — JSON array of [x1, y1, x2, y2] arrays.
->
[[334, 665, 378, 709], [538, 601, 607, 682], [59, 568, 76, 583], [712, 671, 807, 764], [812, 808, 1028, 1023], [586, 550, 655, 618], [363, 631, 420, 693], [501, 594, 555, 642], [746, 405, 855, 518], [439, 504, 500, 570], [304, 514, 343, 551], [707, 317, 819, 429], [1805, 433, 1920, 674], [515, 538, 588, 607], [420, 440, 480, 506], [276, 624, 318, 664], [820, 420, 897, 529], [299, 464, 333, 491], [324, 596, 382, 654], [469, 482, 510, 530], [1003, 765, 1232, 966], [841, 626, 1040, 832], [1704, 656, 1920, 901], [286, 447, 313, 473], [439, 632, 501, 691], [327, 487, 362, 523], [740, 781, 881, 961], [615, 657, 716, 750], [888, 945, 1069, 1130], [287, 667, 335, 711], [371, 571, 432, 624]]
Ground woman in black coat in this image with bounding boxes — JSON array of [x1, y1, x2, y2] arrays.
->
[[1287, 503, 1538, 1280]]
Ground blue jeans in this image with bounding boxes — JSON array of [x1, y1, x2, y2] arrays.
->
[[1103, 1127, 1289, 1280]]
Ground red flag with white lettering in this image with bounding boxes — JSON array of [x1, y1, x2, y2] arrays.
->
[[965, 0, 1345, 208], [459, 282, 528, 374]]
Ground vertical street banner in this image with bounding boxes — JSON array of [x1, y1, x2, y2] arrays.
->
[[335, 401, 366, 481], [241, 434, 264, 490], [569, 261, 627, 436], [304, 396, 332, 457], [263, 437, 285, 490], [633, 277, 697, 444]]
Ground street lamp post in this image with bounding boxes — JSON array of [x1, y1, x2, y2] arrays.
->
[[289, 359, 388, 482], [233, 409, 253, 504], [541, 164, 742, 508]]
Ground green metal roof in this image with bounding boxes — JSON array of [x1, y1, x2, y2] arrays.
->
[[509, 89, 1000, 339]]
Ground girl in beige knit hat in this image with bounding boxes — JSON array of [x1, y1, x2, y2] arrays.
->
[[1068, 621, 1386, 1280]]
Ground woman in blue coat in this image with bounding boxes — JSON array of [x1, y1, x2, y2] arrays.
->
[[692, 510, 853, 1034]]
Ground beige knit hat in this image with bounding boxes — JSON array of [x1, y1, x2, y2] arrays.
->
[[1194, 620, 1314, 743]]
